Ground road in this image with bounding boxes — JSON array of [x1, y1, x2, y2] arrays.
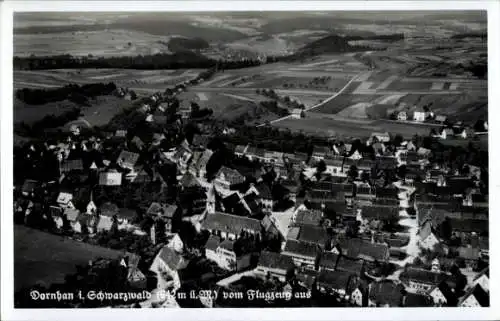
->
[[256, 71, 368, 127]]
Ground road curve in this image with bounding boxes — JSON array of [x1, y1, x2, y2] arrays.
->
[[256, 71, 367, 127]]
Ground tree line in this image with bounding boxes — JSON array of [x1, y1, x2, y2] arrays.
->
[[16, 82, 117, 105]]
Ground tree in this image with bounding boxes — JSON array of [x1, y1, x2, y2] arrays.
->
[[347, 165, 358, 181], [316, 160, 326, 177]]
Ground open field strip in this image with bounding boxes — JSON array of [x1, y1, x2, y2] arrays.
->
[[353, 82, 374, 93], [238, 81, 255, 87], [377, 94, 407, 104], [352, 89, 463, 95], [431, 82, 445, 90], [196, 92, 209, 101], [275, 89, 335, 96], [298, 58, 340, 68], [217, 76, 247, 87], [376, 75, 398, 90], [14, 81, 61, 89], [220, 93, 255, 102], [198, 74, 233, 86]]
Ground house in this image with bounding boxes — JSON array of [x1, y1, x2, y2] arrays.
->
[[454, 127, 474, 139], [146, 203, 178, 233], [205, 235, 221, 263], [250, 182, 273, 210], [473, 267, 489, 292], [337, 238, 390, 262], [234, 145, 248, 157], [149, 246, 188, 291], [335, 256, 365, 276], [189, 149, 213, 178], [418, 221, 440, 250], [255, 251, 296, 282], [316, 270, 353, 297], [64, 207, 81, 232], [131, 136, 145, 151], [402, 293, 433, 307], [318, 252, 339, 271], [117, 150, 140, 170], [428, 281, 456, 306], [323, 157, 346, 177], [216, 239, 237, 271], [457, 246, 480, 271], [370, 132, 391, 143], [179, 186, 207, 223], [21, 179, 39, 197], [413, 109, 428, 122], [59, 159, 84, 173], [214, 166, 245, 191], [202, 212, 261, 240], [438, 128, 454, 140], [368, 280, 405, 307], [349, 279, 369, 307], [282, 239, 320, 269], [360, 204, 399, 222], [99, 170, 122, 186], [115, 129, 127, 138], [400, 267, 448, 294], [293, 209, 323, 227], [288, 225, 328, 248], [56, 192, 74, 209], [435, 115, 447, 124], [458, 284, 489, 307], [290, 108, 304, 119], [311, 145, 331, 161], [397, 111, 408, 121]]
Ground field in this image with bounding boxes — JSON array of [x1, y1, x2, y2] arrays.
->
[[14, 225, 127, 291], [273, 112, 447, 139], [15, 29, 174, 57], [15, 69, 200, 91]]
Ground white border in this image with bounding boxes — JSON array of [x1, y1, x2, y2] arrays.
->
[[1, 1, 499, 321]]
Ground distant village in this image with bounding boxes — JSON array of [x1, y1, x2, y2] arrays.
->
[[13, 82, 489, 308]]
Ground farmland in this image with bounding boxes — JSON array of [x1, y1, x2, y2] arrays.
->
[[14, 225, 127, 292]]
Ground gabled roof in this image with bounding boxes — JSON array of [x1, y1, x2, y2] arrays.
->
[[155, 246, 187, 271], [202, 212, 261, 235], [369, 280, 405, 306], [255, 182, 272, 199], [459, 284, 489, 307], [473, 267, 489, 281], [216, 166, 245, 184], [317, 270, 353, 290], [117, 150, 140, 168], [296, 225, 328, 246], [338, 238, 389, 262], [403, 293, 433, 307], [257, 251, 295, 271], [218, 239, 236, 252], [429, 280, 455, 304], [282, 239, 320, 259], [295, 209, 322, 226], [21, 179, 39, 194], [336, 256, 364, 275], [401, 267, 448, 286], [458, 246, 480, 260], [205, 235, 220, 251], [64, 207, 80, 222], [100, 202, 119, 217], [361, 205, 399, 220], [146, 202, 177, 218], [60, 159, 84, 172], [318, 252, 339, 270]]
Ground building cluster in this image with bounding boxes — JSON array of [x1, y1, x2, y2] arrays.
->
[[13, 87, 489, 308]]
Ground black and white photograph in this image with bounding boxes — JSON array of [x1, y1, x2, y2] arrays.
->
[[1, 1, 498, 320]]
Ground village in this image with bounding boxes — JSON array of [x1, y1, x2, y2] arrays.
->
[[13, 78, 489, 308]]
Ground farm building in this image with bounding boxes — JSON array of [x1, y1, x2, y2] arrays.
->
[[397, 111, 408, 121], [291, 108, 305, 119]]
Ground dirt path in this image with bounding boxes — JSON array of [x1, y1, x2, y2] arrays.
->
[[258, 71, 369, 127]]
